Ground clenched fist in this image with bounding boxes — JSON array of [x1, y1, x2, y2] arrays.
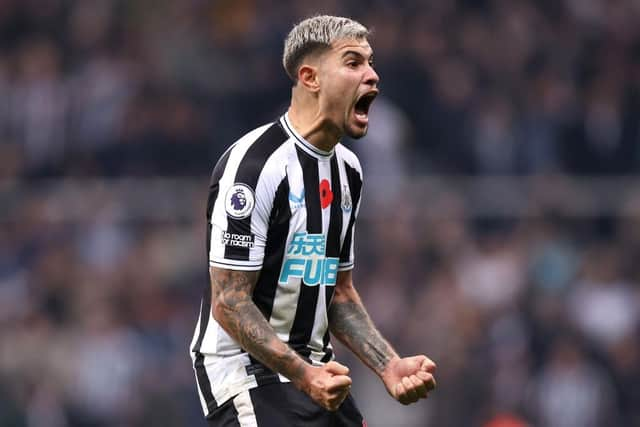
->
[[297, 361, 353, 411], [381, 355, 436, 405]]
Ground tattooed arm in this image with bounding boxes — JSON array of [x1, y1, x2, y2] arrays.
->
[[329, 270, 437, 405], [210, 266, 352, 411], [328, 269, 398, 375]]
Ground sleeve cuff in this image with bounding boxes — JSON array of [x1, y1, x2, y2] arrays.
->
[[209, 259, 263, 271], [338, 262, 354, 271]]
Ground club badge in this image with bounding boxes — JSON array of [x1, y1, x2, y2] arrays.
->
[[341, 184, 352, 213]]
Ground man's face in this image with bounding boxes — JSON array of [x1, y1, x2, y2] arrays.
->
[[316, 38, 379, 139]]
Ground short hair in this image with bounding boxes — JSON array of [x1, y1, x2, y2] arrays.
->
[[283, 15, 369, 83]]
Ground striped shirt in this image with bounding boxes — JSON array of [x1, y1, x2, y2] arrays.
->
[[190, 112, 363, 416]]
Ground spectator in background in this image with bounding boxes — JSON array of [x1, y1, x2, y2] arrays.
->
[[528, 337, 619, 427], [568, 245, 638, 349], [12, 39, 68, 175]]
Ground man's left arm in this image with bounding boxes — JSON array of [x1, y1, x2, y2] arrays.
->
[[328, 269, 437, 405]]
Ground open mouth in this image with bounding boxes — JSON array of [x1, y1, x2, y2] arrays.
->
[[353, 91, 378, 123]]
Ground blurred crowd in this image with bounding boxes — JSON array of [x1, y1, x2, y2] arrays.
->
[[2, 0, 640, 426], [351, 197, 640, 427], [1, 0, 640, 178], [2, 179, 640, 427]]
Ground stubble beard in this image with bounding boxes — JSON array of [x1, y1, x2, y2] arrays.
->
[[345, 122, 368, 139]]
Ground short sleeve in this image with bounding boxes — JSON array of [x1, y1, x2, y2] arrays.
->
[[207, 123, 288, 271]]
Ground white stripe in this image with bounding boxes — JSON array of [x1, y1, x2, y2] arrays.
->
[[336, 152, 350, 248], [309, 348, 331, 364], [209, 259, 263, 270], [232, 391, 259, 427], [278, 373, 292, 383], [349, 189, 362, 266], [247, 141, 290, 264], [270, 266, 302, 343], [338, 262, 354, 271], [199, 312, 218, 354], [205, 354, 259, 405]]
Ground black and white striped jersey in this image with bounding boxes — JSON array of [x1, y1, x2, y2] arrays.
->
[[190, 113, 363, 416]]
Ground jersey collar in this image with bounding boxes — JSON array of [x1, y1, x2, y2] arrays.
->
[[280, 112, 335, 159]]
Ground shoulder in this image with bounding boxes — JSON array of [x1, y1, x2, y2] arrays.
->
[[224, 121, 291, 178], [228, 121, 283, 156], [211, 122, 274, 172], [222, 122, 294, 209], [335, 143, 363, 178]]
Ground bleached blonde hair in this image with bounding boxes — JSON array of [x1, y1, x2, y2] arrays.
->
[[283, 15, 369, 83]]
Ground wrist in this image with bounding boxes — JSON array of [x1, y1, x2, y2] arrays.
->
[[379, 355, 401, 381], [289, 358, 314, 390]]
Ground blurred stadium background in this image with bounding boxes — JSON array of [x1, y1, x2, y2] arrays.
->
[[1, 0, 640, 426]]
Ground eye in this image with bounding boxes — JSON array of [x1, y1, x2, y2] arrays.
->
[[346, 61, 359, 68]]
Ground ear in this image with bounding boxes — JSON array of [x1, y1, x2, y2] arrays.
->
[[298, 64, 320, 92]]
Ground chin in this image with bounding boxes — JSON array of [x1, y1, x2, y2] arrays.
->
[[345, 124, 369, 139]]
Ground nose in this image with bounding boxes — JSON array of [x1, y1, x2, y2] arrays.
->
[[365, 64, 379, 87]]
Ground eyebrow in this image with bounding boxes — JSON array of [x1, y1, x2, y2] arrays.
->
[[341, 50, 374, 61]]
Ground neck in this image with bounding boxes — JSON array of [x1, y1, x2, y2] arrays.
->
[[287, 92, 341, 152]]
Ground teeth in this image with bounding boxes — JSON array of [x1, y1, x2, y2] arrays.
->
[[355, 111, 368, 122]]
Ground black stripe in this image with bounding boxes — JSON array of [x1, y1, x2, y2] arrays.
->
[[253, 176, 291, 320], [224, 123, 288, 261], [205, 394, 241, 425], [297, 147, 323, 234], [326, 156, 343, 258], [195, 351, 218, 414], [320, 281, 334, 362], [245, 357, 282, 387], [288, 147, 322, 357], [249, 176, 292, 386], [340, 161, 363, 263], [206, 148, 233, 257], [192, 148, 234, 412], [321, 156, 343, 360], [247, 384, 292, 427], [320, 336, 333, 363]]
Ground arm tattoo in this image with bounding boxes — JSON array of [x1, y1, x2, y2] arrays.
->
[[211, 268, 307, 384], [329, 294, 397, 377]]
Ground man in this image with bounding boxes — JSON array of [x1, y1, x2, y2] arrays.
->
[[190, 15, 436, 426]]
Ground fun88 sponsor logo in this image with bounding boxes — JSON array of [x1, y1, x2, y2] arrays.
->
[[278, 232, 339, 286]]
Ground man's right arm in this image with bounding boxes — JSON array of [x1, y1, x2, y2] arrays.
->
[[210, 266, 352, 411]]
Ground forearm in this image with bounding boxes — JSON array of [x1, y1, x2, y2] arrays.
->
[[212, 268, 308, 385], [328, 284, 399, 377]]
